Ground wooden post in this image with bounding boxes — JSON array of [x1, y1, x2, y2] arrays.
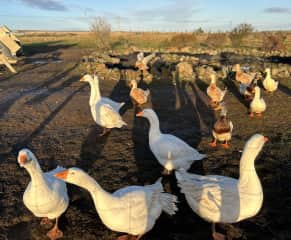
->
[[0, 53, 16, 73]]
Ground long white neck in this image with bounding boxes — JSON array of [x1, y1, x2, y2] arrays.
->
[[238, 147, 262, 193], [73, 174, 115, 213], [131, 81, 137, 89], [24, 161, 49, 188], [89, 76, 101, 106], [146, 113, 161, 137], [254, 88, 261, 100], [210, 75, 216, 85], [266, 70, 271, 79]]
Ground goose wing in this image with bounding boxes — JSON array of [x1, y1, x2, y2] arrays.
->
[[96, 104, 126, 128]]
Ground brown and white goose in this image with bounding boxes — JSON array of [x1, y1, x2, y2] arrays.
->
[[209, 107, 233, 149], [129, 80, 150, 107]]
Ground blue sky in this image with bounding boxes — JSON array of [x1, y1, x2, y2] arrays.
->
[[0, 0, 291, 31]]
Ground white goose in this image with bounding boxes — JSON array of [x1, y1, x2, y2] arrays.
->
[[263, 68, 278, 92], [80, 74, 126, 136], [136, 109, 206, 174], [250, 86, 266, 117], [135, 52, 156, 71], [176, 134, 267, 240], [54, 167, 178, 240], [18, 149, 69, 240]]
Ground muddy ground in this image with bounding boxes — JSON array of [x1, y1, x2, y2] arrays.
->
[[0, 44, 291, 240]]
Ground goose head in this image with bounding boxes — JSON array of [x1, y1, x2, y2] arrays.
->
[[80, 74, 94, 82], [136, 108, 160, 132], [54, 167, 88, 185], [265, 68, 271, 74], [136, 108, 157, 120], [220, 105, 227, 118], [210, 73, 216, 85], [232, 64, 241, 72], [80, 74, 99, 83], [244, 134, 268, 157], [17, 148, 37, 168], [254, 86, 261, 96], [130, 80, 137, 89]]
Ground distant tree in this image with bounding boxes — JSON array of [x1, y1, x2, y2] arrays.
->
[[90, 16, 111, 51], [229, 23, 254, 48], [194, 27, 204, 34], [232, 23, 254, 34]]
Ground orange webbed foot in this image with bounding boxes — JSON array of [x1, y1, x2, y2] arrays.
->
[[212, 232, 226, 240], [220, 143, 230, 149], [117, 235, 136, 240], [256, 113, 262, 117], [209, 141, 217, 148], [46, 226, 63, 240]]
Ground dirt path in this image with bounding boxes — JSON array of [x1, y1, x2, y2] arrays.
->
[[0, 46, 291, 240]]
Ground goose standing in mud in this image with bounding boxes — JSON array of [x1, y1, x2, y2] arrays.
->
[[54, 167, 178, 240], [206, 74, 227, 110], [263, 68, 278, 93], [232, 64, 256, 85], [80, 74, 126, 136], [209, 107, 233, 149], [176, 134, 267, 240], [135, 52, 156, 71], [129, 79, 150, 109], [18, 149, 69, 240], [136, 108, 206, 175], [249, 86, 266, 117]]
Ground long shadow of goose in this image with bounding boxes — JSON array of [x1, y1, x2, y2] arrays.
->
[[222, 72, 250, 109], [0, 64, 78, 119], [25, 64, 79, 105], [78, 79, 130, 173], [278, 83, 291, 96], [10, 84, 86, 159]]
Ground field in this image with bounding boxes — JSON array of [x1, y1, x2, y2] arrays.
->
[[0, 32, 291, 240]]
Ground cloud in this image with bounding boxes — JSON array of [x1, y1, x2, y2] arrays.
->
[[132, 0, 201, 23], [264, 7, 291, 14], [20, 0, 67, 11]]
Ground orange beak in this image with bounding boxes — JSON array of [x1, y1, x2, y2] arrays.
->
[[80, 76, 85, 82], [54, 170, 69, 180], [263, 137, 269, 142], [18, 153, 27, 165], [136, 111, 144, 117]]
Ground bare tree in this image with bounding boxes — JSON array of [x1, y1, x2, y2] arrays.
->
[[232, 23, 254, 34], [90, 17, 111, 51], [229, 23, 254, 48]]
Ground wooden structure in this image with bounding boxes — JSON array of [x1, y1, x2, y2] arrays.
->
[[0, 53, 17, 73], [0, 25, 22, 73]]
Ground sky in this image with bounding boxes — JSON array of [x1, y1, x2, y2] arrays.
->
[[0, 0, 291, 31]]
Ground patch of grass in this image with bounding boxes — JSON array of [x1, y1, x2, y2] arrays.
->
[[18, 30, 291, 54]]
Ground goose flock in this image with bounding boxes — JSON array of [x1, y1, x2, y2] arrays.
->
[[18, 55, 279, 240]]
